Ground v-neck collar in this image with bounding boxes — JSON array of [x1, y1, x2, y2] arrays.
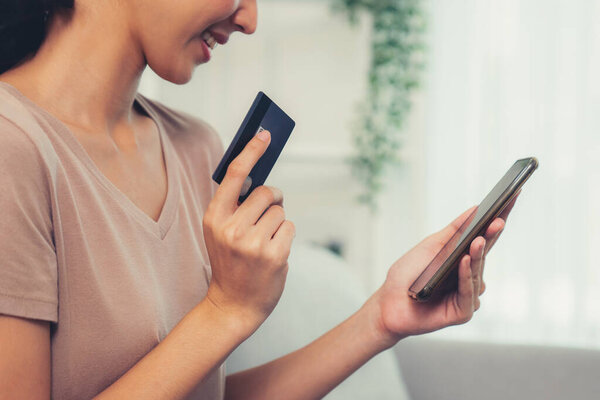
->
[[0, 81, 180, 240]]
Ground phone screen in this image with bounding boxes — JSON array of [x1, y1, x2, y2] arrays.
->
[[409, 158, 536, 300]]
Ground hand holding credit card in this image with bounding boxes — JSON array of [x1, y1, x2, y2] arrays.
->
[[202, 92, 297, 331], [212, 92, 296, 202]]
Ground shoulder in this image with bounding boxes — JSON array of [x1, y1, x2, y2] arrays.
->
[[136, 93, 224, 159], [0, 110, 48, 181], [0, 84, 59, 175], [0, 116, 54, 212]]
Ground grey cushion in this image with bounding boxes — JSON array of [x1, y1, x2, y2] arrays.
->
[[227, 241, 410, 399], [394, 337, 600, 400]]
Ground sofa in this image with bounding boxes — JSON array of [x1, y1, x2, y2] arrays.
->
[[227, 242, 600, 399], [395, 337, 600, 400]]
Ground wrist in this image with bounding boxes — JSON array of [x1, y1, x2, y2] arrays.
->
[[359, 289, 407, 352], [201, 286, 264, 340]]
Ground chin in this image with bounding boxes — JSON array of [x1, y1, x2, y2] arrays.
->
[[153, 67, 194, 85], [147, 57, 197, 85], [166, 70, 194, 85]]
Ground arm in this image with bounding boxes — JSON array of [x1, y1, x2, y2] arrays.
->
[[225, 200, 517, 400], [0, 303, 251, 400], [94, 299, 252, 400], [0, 315, 51, 400], [224, 300, 388, 400]]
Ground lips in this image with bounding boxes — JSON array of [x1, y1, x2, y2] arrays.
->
[[213, 32, 229, 45], [195, 30, 229, 62], [203, 30, 229, 46], [201, 31, 217, 49]]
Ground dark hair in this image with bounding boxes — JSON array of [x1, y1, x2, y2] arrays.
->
[[0, 0, 74, 74]]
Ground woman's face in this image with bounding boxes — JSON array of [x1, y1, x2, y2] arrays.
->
[[127, 0, 257, 84]]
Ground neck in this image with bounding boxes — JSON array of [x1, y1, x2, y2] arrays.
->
[[1, 5, 146, 135]]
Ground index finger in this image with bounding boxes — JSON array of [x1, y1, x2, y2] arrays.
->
[[213, 130, 271, 214]]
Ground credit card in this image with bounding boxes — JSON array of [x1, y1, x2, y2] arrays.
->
[[212, 91, 296, 202]]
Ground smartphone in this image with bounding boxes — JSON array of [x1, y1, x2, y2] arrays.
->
[[408, 157, 539, 302]]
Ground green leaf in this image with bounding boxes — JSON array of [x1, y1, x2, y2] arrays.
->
[[332, 0, 426, 211]]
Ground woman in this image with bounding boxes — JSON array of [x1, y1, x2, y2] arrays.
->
[[0, 1, 511, 399]]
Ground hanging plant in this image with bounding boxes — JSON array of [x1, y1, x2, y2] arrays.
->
[[331, 0, 426, 211]]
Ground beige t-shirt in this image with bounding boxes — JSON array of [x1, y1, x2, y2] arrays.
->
[[0, 81, 226, 399]]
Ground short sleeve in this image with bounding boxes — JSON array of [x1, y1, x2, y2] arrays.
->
[[0, 116, 58, 323]]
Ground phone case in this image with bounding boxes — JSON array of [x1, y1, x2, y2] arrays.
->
[[408, 157, 539, 302]]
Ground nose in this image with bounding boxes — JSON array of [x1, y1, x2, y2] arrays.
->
[[231, 0, 257, 35]]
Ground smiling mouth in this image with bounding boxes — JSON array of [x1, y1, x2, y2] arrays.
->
[[201, 31, 218, 49]]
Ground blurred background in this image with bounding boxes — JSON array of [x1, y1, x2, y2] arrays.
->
[[140, 0, 600, 351]]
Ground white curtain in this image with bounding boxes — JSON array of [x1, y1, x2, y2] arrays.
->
[[406, 0, 600, 348]]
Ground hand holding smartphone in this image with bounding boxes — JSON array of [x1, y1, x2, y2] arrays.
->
[[408, 157, 539, 301]]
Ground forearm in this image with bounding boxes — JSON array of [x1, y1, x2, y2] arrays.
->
[[94, 299, 252, 400], [224, 300, 394, 400]]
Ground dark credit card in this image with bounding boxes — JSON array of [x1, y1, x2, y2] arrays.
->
[[212, 91, 296, 202]]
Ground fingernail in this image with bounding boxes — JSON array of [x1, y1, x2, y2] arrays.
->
[[257, 129, 270, 142]]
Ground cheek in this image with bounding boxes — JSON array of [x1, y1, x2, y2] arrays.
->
[[137, 18, 207, 84], [144, 40, 198, 85], [135, 0, 238, 84], [220, 0, 240, 14]]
